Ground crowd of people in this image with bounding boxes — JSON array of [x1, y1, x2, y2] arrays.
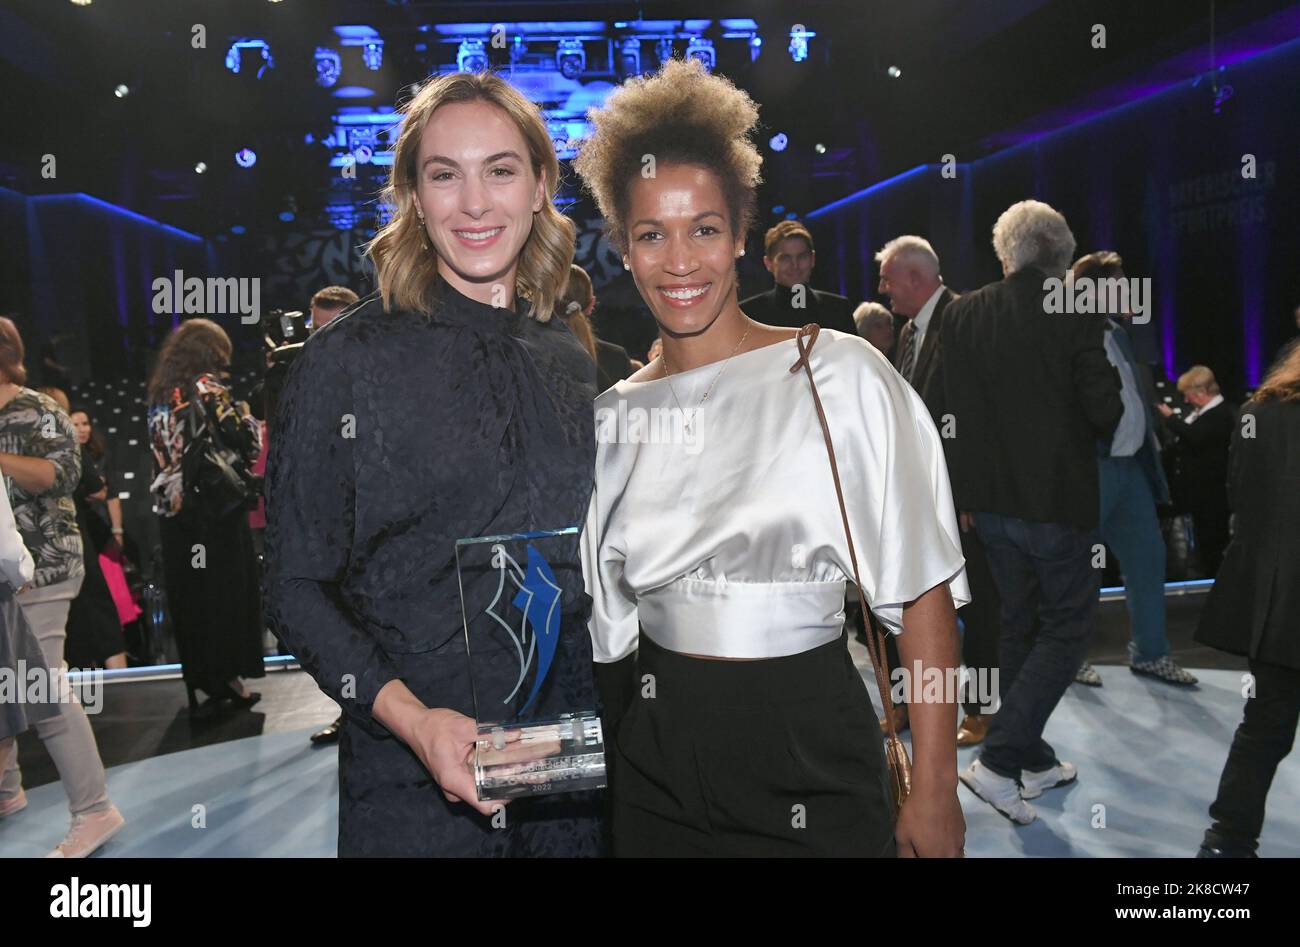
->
[[1, 56, 1297, 859]]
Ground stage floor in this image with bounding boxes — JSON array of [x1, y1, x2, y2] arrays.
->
[[2, 664, 1296, 858]]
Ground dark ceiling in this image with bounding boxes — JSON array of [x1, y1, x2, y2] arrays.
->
[[1, 0, 1294, 237]]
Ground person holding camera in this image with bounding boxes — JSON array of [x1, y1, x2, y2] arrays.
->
[[146, 318, 264, 718]]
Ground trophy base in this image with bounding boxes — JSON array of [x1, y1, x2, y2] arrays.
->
[[474, 712, 606, 801]]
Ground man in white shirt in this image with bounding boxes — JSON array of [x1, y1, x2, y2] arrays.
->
[[875, 236, 1001, 748]]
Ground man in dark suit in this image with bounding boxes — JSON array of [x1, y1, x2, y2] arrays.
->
[[1072, 252, 1196, 688], [874, 235, 1001, 748], [1157, 365, 1236, 577], [739, 220, 859, 336], [1194, 355, 1300, 857], [942, 200, 1123, 825]]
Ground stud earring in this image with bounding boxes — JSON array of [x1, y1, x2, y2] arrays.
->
[[623, 261, 631, 271]]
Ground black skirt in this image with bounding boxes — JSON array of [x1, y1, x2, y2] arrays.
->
[[65, 501, 126, 668], [611, 631, 897, 857], [158, 507, 265, 694]]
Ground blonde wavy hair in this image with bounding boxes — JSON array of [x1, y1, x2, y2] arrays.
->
[[367, 71, 574, 322], [1252, 343, 1300, 404]]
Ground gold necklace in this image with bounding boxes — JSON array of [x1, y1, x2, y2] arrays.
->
[[661, 325, 752, 434]]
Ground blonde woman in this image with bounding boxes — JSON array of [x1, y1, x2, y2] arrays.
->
[[264, 71, 602, 857]]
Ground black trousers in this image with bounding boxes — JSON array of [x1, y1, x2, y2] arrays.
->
[[1202, 658, 1300, 854], [611, 632, 897, 857]]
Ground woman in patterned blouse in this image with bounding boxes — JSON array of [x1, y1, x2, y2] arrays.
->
[[146, 318, 264, 717]]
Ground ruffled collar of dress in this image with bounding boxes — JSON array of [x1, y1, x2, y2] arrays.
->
[[427, 274, 544, 335]]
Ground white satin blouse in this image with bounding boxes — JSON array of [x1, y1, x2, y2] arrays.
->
[[581, 329, 970, 662]]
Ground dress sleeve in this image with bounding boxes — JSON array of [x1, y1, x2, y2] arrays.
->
[[25, 405, 81, 498], [262, 337, 401, 738], [580, 443, 639, 664], [0, 483, 34, 590], [839, 341, 971, 634]]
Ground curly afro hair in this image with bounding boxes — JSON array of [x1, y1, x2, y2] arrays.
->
[[573, 57, 763, 254]]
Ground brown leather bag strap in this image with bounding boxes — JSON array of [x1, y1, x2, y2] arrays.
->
[[788, 324, 900, 745]]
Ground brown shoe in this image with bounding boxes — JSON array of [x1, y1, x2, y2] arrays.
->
[[879, 704, 909, 735], [956, 713, 991, 747]]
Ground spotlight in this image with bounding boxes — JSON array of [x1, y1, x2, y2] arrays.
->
[[194, 161, 207, 174], [619, 38, 641, 78], [750, 36, 762, 62], [457, 39, 488, 73], [315, 47, 342, 87], [70, 0, 93, 6], [235, 148, 257, 168], [769, 133, 788, 152], [362, 40, 383, 71], [279, 210, 295, 222], [226, 39, 275, 78], [789, 26, 811, 63], [556, 39, 585, 81], [231, 225, 247, 235], [686, 37, 715, 72], [814, 143, 826, 154], [113, 84, 130, 98], [887, 65, 902, 78]]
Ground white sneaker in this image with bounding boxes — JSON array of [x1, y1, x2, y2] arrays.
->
[[1020, 761, 1078, 799], [45, 804, 125, 858], [960, 760, 1036, 824]]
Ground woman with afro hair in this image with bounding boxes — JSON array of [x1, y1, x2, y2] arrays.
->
[[576, 57, 970, 857]]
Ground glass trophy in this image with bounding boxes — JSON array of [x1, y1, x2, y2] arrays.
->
[[455, 527, 606, 802]]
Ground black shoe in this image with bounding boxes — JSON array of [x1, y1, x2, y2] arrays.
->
[[311, 715, 343, 744]]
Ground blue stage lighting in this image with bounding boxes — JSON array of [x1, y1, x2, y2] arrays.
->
[[235, 148, 257, 168], [686, 37, 715, 72], [620, 38, 641, 78], [789, 26, 812, 63], [557, 39, 586, 80], [230, 225, 246, 235], [769, 133, 788, 152], [315, 47, 342, 87], [225, 39, 275, 79], [363, 41, 383, 71], [458, 39, 488, 73]]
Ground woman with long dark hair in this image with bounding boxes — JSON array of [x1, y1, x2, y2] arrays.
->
[[575, 59, 968, 856], [146, 318, 263, 716], [264, 70, 602, 856], [65, 407, 132, 670], [1196, 344, 1300, 857]]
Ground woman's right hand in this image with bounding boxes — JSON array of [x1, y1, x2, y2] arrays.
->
[[408, 707, 505, 817]]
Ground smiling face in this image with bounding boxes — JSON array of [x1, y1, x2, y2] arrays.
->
[[412, 99, 545, 306], [624, 163, 744, 338], [765, 236, 814, 290], [70, 411, 91, 445]]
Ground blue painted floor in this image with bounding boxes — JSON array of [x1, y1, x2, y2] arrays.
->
[[2, 666, 1295, 857]]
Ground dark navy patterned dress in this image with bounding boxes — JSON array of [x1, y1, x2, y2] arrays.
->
[[264, 276, 603, 857]]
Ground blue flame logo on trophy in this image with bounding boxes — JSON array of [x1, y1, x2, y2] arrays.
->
[[455, 527, 606, 801]]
